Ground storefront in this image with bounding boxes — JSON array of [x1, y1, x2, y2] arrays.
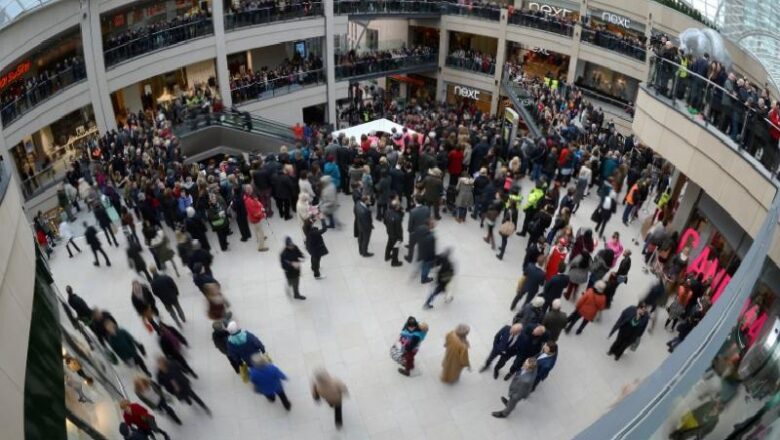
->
[[585, 7, 645, 39], [522, 0, 580, 21], [10, 105, 98, 198], [111, 59, 218, 120], [505, 42, 570, 80], [574, 61, 640, 104], [445, 83, 492, 114]]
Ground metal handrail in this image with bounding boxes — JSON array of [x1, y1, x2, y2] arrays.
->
[[647, 53, 780, 179], [225, 1, 324, 30], [507, 11, 575, 37], [580, 27, 647, 61], [333, 0, 441, 15], [174, 109, 297, 142], [445, 54, 496, 76], [334, 53, 437, 80], [230, 68, 326, 105], [0, 64, 87, 126], [103, 17, 214, 67]]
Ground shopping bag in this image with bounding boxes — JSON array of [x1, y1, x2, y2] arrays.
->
[[390, 343, 404, 364]]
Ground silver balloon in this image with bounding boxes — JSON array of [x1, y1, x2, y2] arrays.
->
[[679, 27, 732, 68]]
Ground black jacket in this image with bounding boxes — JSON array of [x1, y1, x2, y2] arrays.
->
[[185, 216, 208, 240], [67, 292, 92, 320], [416, 228, 436, 262], [491, 325, 523, 355], [542, 273, 569, 304], [305, 227, 329, 258], [355, 202, 373, 232], [157, 361, 193, 398], [84, 225, 101, 248], [280, 246, 305, 277], [520, 263, 546, 297], [131, 285, 157, 316], [384, 208, 404, 241], [150, 273, 180, 305], [407, 205, 430, 233]]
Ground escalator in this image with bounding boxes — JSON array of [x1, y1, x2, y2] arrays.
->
[[174, 110, 298, 163], [500, 77, 543, 139]]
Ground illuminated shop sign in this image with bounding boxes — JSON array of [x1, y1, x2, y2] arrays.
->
[[0, 61, 32, 91], [527, 2, 574, 18], [677, 227, 732, 302], [601, 11, 631, 28], [453, 85, 480, 100]]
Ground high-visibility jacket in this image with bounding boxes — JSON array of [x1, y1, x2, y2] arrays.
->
[[677, 57, 688, 78], [523, 188, 544, 210], [550, 79, 559, 91], [505, 193, 523, 211]]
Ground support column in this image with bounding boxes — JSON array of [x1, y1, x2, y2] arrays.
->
[[324, 0, 337, 124], [212, 0, 233, 108], [566, 23, 582, 83], [435, 20, 449, 103], [83, 0, 116, 132], [492, 9, 509, 115], [669, 175, 700, 233]]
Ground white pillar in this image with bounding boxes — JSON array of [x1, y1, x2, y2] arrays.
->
[[212, 0, 233, 108], [670, 177, 701, 233], [567, 23, 582, 83], [492, 9, 509, 114], [324, 0, 337, 124], [83, 0, 116, 132], [435, 20, 449, 103]]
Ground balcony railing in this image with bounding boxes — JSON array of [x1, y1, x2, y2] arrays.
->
[[225, 2, 323, 31], [580, 28, 646, 62], [334, 53, 437, 80], [334, 0, 440, 15], [507, 11, 574, 37], [103, 18, 214, 68], [440, 2, 500, 21], [445, 55, 496, 76], [647, 54, 780, 179], [1, 63, 87, 127], [230, 69, 326, 105]]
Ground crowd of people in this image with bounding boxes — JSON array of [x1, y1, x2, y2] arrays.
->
[[652, 36, 780, 175], [334, 46, 436, 79], [507, 8, 576, 36], [0, 56, 87, 125], [225, 0, 322, 29], [447, 48, 497, 75], [581, 25, 647, 61], [103, 8, 212, 67], [43, 53, 732, 438], [229, 54, 324, 104]]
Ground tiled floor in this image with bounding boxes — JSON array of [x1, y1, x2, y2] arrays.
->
[[50, 181, 673, 440]]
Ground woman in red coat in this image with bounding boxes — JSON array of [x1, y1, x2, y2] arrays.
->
[[447, 145, 464, 187], [564, 280, 607, 335], [545, 238, 568, 281]]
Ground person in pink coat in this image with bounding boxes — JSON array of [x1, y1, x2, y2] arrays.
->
[[605, 232, 624, 268]]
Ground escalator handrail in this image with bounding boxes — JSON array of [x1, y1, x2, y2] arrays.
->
[[175, 110, 297, 143]]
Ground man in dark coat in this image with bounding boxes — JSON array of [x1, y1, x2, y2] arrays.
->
[[533, 341, 557, 390], [541, 262, 569, 313], [149, 267, 186, 327], [480, 323, 523, 379], [404, 199, 430, 262], [608, 302, 650, 360], [156, 357, 210, 414], [355, 195, 374, 257], [542, 300, 567, 341], [511, 254, 546, 310], [211, 321, 240, 373], [231, 186, 251, 241], [384, 198, 404, 267], [184, 207, 211, 251], [416, 220, 436, 284], [84, 222, 111, 266], [304, 220, 328, 279], [94, 204, 119, 247], [505, 324, 548, 380], [66, 285, 92, 323], [280, 237, 306, 300]]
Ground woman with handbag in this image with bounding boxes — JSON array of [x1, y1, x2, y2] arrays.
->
[[395, 316, 429, 376], [496, 211, 516, 260]]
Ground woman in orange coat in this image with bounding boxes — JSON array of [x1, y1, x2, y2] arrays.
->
[[564, 280, 607, 335], [665, 280, 693, 331]]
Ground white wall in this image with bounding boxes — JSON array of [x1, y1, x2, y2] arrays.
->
[[239, 85, 328, 125], [119, 83, 143, 115], [0, 177, 37, 440], [185, 59, 217, 88]]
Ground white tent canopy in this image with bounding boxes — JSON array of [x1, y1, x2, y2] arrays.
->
[[331, 118, 417, 140]]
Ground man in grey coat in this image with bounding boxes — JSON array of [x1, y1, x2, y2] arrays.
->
[[404, 199, 430, 263], [355, 195, 374, 257], [492, 357, 538, 418]]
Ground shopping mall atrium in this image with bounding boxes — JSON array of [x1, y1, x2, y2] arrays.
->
[[2, 0, 780, 438]]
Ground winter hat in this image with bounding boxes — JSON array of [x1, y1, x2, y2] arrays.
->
[[226, 321, 239, 334], [531, 296, 545, 308], [186, 206, 196, 218], [594, 280, 607, 293]]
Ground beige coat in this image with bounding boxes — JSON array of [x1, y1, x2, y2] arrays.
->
[[312, 374, 348, 406], [441, 331, 470, 383]]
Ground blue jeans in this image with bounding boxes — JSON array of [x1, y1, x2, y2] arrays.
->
[[622, 203, 633, 224], [421, 259, 433, 282], [424, 283, 446, 307], [531, 163, 543, 182]]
